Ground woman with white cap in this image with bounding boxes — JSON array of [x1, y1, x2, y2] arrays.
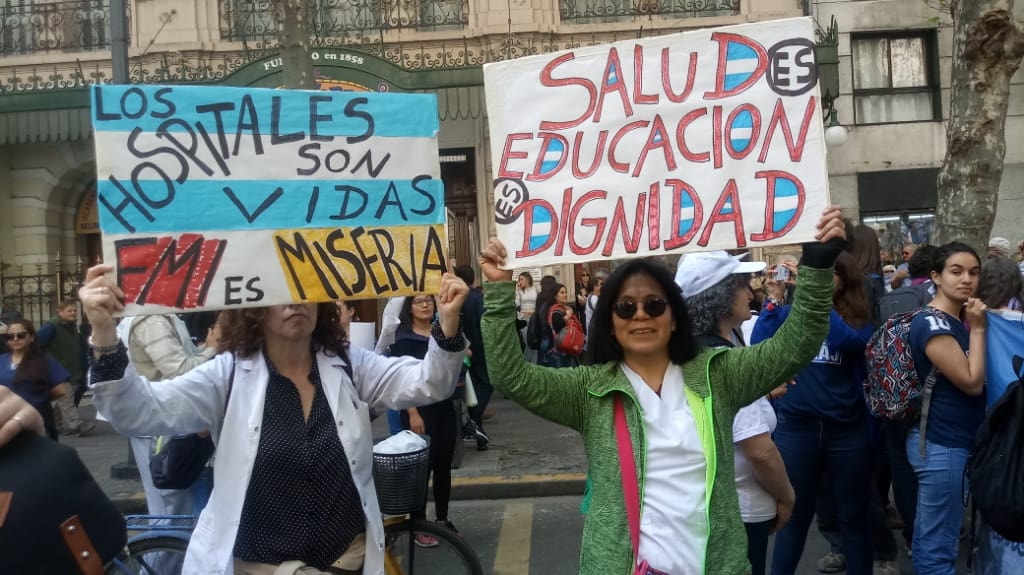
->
[[752, 251, 877, 575], [677, 251, 794, 575]]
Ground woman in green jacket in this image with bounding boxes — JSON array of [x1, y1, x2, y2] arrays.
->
[[478, 207, 846, 575]]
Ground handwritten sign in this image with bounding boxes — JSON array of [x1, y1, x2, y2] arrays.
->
[[483, 17, 830, 267], [91, 85, 447, 314]]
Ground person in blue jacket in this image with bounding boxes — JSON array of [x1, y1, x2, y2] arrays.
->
[[752, 251, 875, 575]]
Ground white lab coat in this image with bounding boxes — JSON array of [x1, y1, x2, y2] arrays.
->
[[92, 340, 466, 575]]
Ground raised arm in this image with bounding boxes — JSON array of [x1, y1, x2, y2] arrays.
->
[[479, 249, 588, 432], [76, 264, 230, 437], [710, 207, 847, 410], [349, 330, 466, 410]]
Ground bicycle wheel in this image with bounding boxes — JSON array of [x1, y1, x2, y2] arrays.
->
[[104, 536, 189, 575], [384, 519, 483, 575]]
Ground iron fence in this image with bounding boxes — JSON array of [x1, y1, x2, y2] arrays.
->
[[219, 0, 467, 44], [559, 0, 739, 24], [0, 0, 119, 56], [0, 259, 84, 328]]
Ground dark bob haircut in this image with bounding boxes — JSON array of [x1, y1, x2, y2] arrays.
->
[[585, 259, 700, 366]]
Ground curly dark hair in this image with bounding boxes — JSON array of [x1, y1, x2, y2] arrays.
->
[[686, 274, 750, 337], [585, 259, 699, 366], [7, 319, 52, 393], [217, 303, 348, 358]]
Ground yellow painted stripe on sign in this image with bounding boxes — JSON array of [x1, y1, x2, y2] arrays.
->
[[493, 502, 533, 575], [272, 223, 447, 301]]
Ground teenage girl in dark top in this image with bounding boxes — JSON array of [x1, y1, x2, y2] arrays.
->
[[905, 242, 987, 575], [387, 295, 461, 546]]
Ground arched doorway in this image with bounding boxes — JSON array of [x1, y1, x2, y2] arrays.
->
[[75, 184, 102, 265]]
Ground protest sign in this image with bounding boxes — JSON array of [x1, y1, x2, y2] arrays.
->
[[91, 85, 446, 315], [985, 310, 1024, 407], [484, 17, 830, 267]]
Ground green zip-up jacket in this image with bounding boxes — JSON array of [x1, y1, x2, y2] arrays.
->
[[482, 266, 834, 575]]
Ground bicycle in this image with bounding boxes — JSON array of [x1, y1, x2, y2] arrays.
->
[[103, 514, 194, 575], [381, 514, 483, 575], [103, 439, 484, 575]]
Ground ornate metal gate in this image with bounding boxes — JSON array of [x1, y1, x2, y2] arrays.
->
[[0, 257, 85, 327]]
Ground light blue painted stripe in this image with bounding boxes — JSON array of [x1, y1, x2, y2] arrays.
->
[[96, 178, 445, 234], [91, 85, 439, 138], [721, 198, 734, 215], [726, 42, 758, 61], [531, 204, 552, 224], [731, 110, 754, 129], [678, 218, 694, 237], [723, 73, 751, 92], [730, 138, 751, 152], [776, 177, 799, 197], [773, 209, 798, 233]]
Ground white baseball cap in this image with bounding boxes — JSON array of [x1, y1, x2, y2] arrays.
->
[[675, 251, 767, 299]]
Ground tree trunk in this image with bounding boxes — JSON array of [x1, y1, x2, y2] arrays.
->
[[933, 0, 1024, 251], [273, 0, 316, 90]]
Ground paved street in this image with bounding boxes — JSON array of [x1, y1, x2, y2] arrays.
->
[[60, 393, 927, 574]]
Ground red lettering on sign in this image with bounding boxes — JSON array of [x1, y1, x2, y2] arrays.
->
[[114, 234, 226, 309], [698, 180, 746, 248]]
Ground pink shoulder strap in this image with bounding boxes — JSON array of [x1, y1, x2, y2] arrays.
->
[[614, 395, 641, 554]]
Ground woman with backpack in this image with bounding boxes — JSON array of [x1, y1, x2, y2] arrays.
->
[[539, 283, 581, 368], [752, 251, 876, 575], [904, 242, 987, 575]]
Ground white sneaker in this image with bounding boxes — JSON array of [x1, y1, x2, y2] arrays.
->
[[817, 552, 846, 573], [873, 559, 899, 575]]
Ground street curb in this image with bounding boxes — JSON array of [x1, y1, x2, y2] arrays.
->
[[110, 473, 587, 513], [451, 473, 586, 501]]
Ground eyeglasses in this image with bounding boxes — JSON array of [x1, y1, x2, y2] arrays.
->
[[5, 332, 28, 341], [412, 298, 434, 306], [613, 297, 668, 320]]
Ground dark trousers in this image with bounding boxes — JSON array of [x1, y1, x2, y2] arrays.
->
[[883, 420, 918, 546], [402, 399, 457, 522], [745, 519, 774, 575], [818, 475, 899, 561], [770, 416, 873, 575]]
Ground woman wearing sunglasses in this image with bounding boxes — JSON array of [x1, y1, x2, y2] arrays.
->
[[478, 206, 847, 575], [0, 320, 72, 440]]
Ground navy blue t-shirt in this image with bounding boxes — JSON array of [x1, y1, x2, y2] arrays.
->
[[909, 309, 985, 449]]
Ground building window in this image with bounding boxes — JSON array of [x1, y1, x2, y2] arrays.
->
[[851, 32, 940, 125], [559, 0, 739, 25]]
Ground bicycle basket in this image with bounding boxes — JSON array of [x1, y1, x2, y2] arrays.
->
[[372, 443, 430, 515]]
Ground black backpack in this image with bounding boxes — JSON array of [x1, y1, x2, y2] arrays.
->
[[967, 357, 1024, 542], [876, 283, 932, 324]]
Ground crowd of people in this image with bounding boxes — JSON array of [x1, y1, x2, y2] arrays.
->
[[1, 206, 1023, 575]]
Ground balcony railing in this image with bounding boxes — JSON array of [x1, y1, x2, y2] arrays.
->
[[219, 0, 468, 44], [560, 0, 739, 24], [0, 0, 116, 55]]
